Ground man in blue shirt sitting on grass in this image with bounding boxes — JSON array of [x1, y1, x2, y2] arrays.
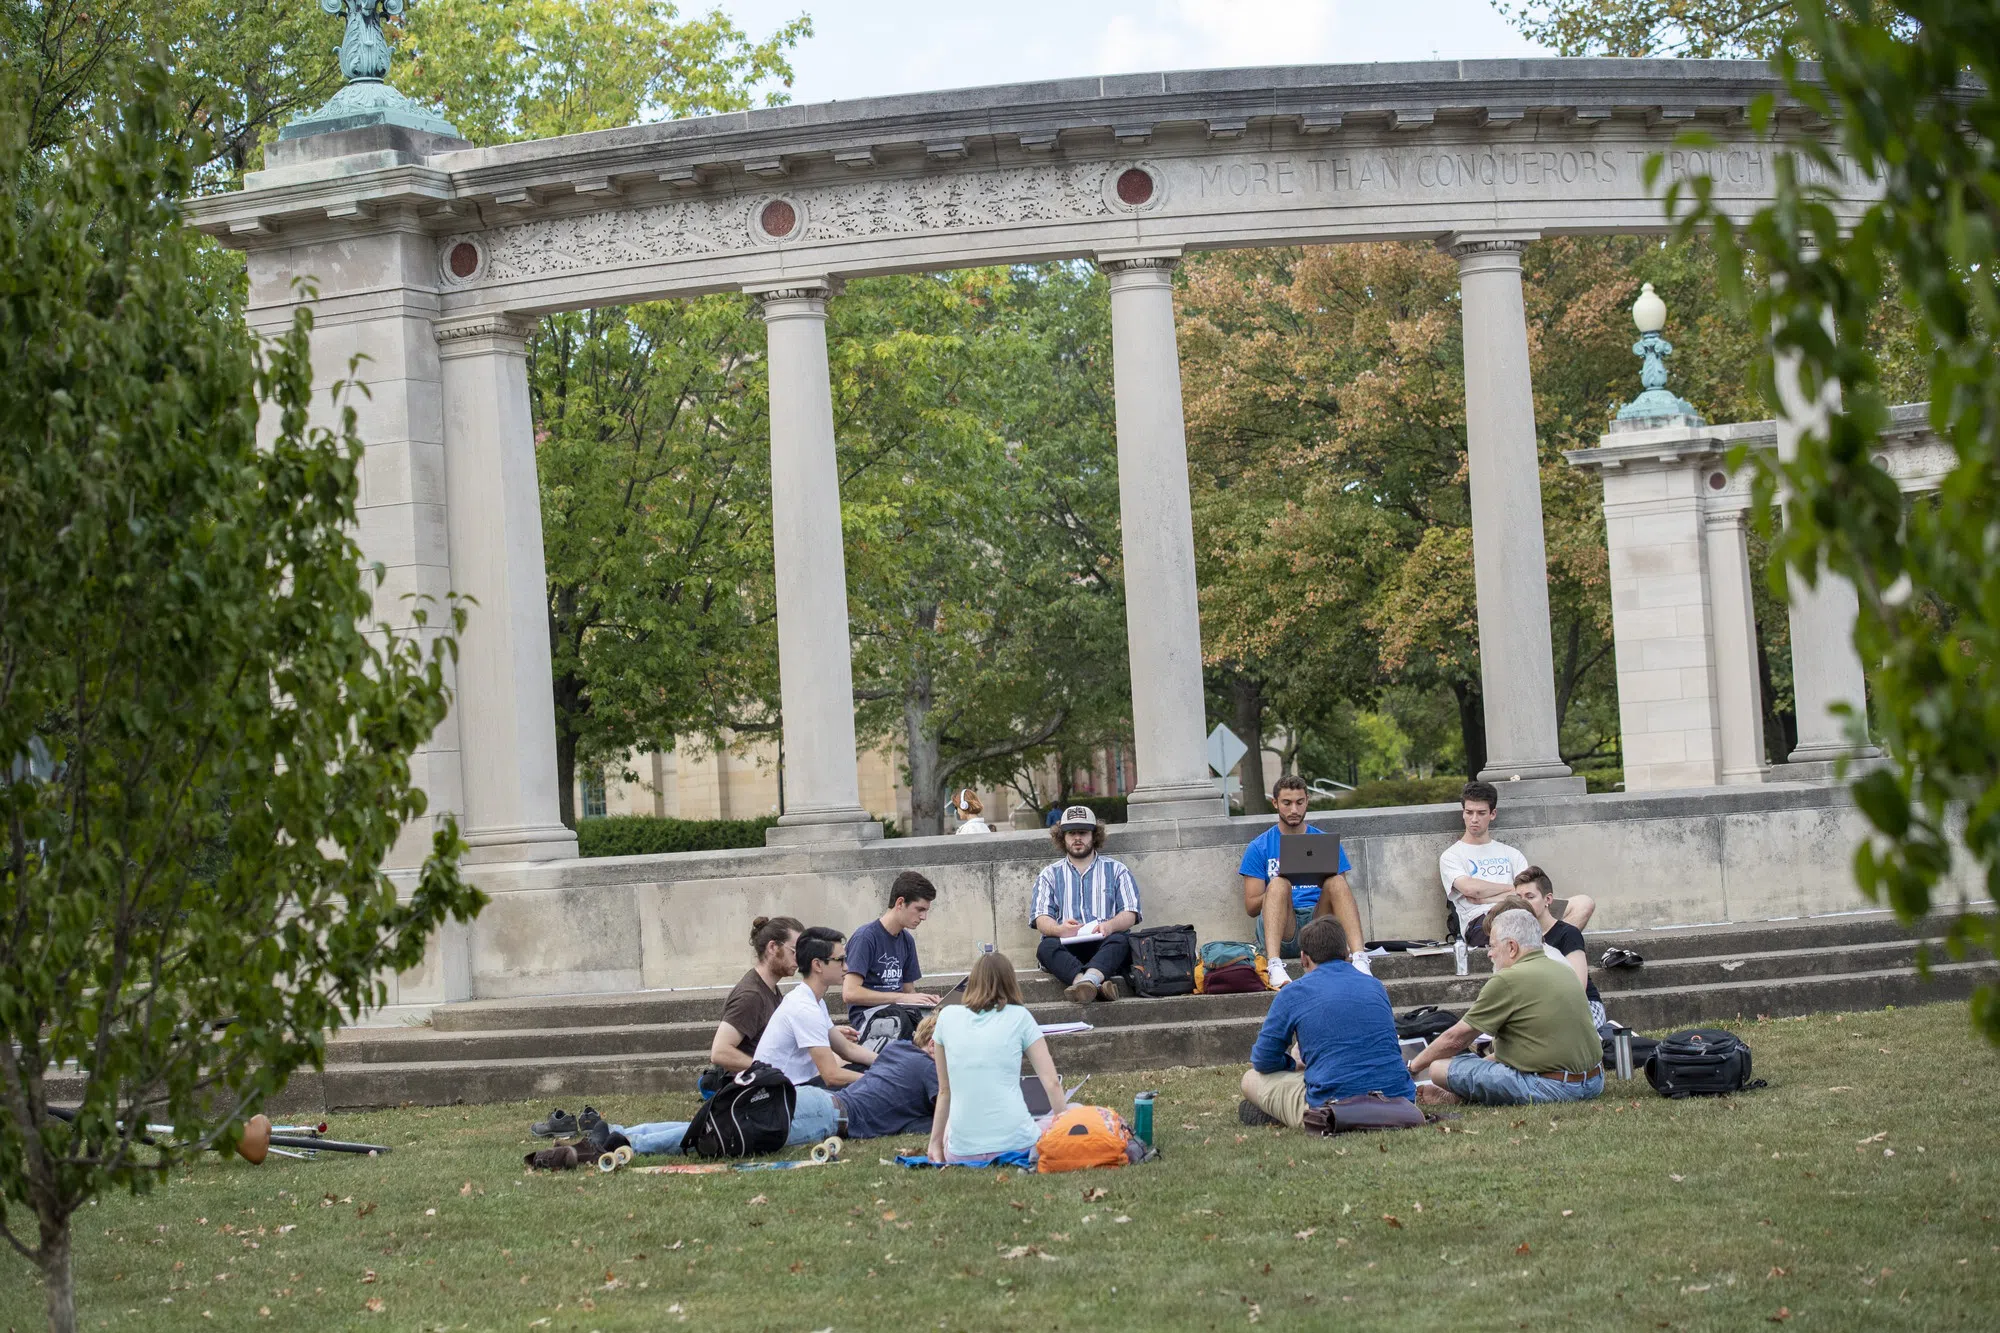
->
[[1238, 918, 1415, 1129], [1238, 774, 1368, 988]]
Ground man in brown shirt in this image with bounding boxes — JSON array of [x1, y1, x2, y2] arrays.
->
[[711, 915, 803, 1072]]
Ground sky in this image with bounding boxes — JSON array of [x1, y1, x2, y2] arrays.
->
[[720, 0, 1553, 106]]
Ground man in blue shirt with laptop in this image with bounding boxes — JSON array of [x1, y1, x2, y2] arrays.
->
[[1239, 917, 1415, 1128], [1238, 774, 1368, 987]]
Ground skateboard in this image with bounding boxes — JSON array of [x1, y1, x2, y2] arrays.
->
[[624, 1136, 844, 1174]]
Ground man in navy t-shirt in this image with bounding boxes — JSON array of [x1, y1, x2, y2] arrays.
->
[[1238, 774, 1368, 988], [844, 870, 940, 1027]]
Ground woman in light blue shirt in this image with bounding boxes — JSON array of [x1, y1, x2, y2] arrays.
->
[[927, 952, 1065, 1164]]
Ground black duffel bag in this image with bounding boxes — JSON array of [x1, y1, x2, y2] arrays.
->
[[1644, 1027, 1767, 1098], [1395, 1005, 1462, 1043], [1125, 924, 1197, 997]]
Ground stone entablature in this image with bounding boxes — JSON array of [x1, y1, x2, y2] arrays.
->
[[190, 59, 1873, 318]]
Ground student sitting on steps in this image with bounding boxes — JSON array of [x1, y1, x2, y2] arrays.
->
[[1030, 805, 1142, 1003], [844, 870, 940, 1028]]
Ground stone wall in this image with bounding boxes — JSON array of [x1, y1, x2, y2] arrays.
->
[[376, 782, 1976, 1013]]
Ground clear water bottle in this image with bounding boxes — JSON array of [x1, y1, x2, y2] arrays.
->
[[1453, 938, 1470, 976]]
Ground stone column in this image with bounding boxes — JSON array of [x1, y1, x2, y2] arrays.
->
[[751, 282, 879, 844], [1099, 252, 1228, 823], [1701, 506, 1770, 783], [436, 315, 579, 864], [1772, 350, 1879, 774], [1446, 235, 1581, 793]]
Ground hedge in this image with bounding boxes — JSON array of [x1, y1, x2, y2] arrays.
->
[[576, 814, 779, 857]]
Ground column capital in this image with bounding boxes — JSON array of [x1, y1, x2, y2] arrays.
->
[[1097, 249, 1182, 285], [1702, 505, 1749, 531], [746, 279, 835, 317], [434, 313, 529, 357], [1440, 232, 1537, 264]]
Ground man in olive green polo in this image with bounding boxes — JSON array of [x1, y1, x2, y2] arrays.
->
[[1405, 908, 1604, 1106]]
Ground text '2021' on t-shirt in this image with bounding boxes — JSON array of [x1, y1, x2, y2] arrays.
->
[[1238, 824, 1352, 912]]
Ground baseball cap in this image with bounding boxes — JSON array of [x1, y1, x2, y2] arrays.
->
[[1057, 805, 1099, 830]]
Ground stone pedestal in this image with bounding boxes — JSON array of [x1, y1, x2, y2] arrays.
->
[[436, 316, 580, 863], [752, 283, 881, 845], [1447, 235, 1582, 795], [1100, 253, 1228, 823]]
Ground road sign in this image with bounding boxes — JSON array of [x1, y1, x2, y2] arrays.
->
[[1206, 724, 1247, 778]]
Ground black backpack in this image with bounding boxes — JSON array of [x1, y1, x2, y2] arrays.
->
[[854, 1003, 926, 1055], [1395, 1006, 1461, 1043], [1644, 1028, 1767, 1099], [680, 1063, 795, 1158], [1125, 924, 1197, 997]]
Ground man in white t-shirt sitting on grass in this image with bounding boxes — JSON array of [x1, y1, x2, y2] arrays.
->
[[752, 926, 878, 1089], [1441, 780, 1594, 947]]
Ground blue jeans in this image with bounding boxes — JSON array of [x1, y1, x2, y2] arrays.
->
[[1442, 1054, 1604, 1105], [1254, 906, 1315, 961], [615, 1083, 841, 1156]]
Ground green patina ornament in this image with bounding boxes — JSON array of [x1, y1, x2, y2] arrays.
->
[[1613, 282, 1704, 427], [281, 0, 461, 141]]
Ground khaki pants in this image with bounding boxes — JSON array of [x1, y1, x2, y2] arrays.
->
[[1242, 1069, 1310, 1129]]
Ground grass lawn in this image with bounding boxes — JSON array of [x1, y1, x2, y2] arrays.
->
[[6, 1002, 1998, 1332]]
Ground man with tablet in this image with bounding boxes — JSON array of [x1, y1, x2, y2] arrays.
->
[[1238, 775, 1368, 988]]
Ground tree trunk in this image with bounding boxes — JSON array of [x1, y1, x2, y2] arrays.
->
[[555, 724, 578, 829], [1451, 678, 1488, 780], [42, 1217, 74, 1333], [1756, 636, 1797, 764], [903, 660, 944, 836], [1230, 673, 1270, 816]]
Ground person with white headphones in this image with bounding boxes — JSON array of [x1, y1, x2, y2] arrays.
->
[[951, 787, 991, 835]]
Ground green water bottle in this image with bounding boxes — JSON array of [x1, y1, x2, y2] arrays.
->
[[1132, 1090, 1156, 1146]]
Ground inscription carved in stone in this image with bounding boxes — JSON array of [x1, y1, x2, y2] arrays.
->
[[449, 163, 1114, 284]]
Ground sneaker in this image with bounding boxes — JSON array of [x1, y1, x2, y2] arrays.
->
[[1064, 978, 1098, 1004], [531, 1108, 577, 1139], [1601, 947, 1644, 970], [1267, 958, 1292, 989], [576, 1106, 605, 1136], [1097, 977, 1120, 1002], [1237, 1099, 1282, 1128]]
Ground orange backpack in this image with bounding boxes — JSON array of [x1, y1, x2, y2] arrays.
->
[[1035, 1105, 1134, 1174]]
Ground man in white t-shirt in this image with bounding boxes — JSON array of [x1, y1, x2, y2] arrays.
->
[[752, 926, 878, 1089], [1440, 781, 1594, 947]]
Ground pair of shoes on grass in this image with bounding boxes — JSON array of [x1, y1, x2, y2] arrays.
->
[[531, 1106, 627, 1153]]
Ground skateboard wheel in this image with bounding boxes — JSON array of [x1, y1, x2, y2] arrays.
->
[[812, 1136, 842, 1164], [597, 1152, 619, 1173], [614, 1145, 634, 1165]]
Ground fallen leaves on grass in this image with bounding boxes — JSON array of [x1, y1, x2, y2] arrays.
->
[[1382, 1215, 1403, 1229], [355, 1203, 376, 1218], [1082, 1186, 1108, 1202], [1113, 1215, 1132, 1224], [1294, 1228, 1317, 1240], [748, 1195, 768, 1207], [1561, 1210, 1574, 1218], [360, 1271, 377, 1284], [1516, 1243, 1531, 1255], [999, 1245, 1061, 1262], [1768, 1308, 1792, 1323], [459, 1182, 472, 1196], [1858, 1131, 1888, 1144], [362, 1297, 384, 1313], [1669, 1174, 1685, 1183]]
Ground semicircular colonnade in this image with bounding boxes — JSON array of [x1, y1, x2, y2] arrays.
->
[[190, 57, 1875, 870]]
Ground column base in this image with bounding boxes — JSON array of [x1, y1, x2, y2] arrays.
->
[[1475, 774, 1588, 800], [1720, 765, 1771, 786], [1771, 748, 1883, 785], [461, 823, 580, 865], [1123, 782, 1229, 824], [766, 810, 884, 846]]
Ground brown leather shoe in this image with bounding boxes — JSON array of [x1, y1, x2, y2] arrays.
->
[[1064, 978, 1097, 1003], [1097, 977, 1120, 1002]]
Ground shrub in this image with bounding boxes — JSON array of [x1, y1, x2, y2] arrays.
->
[[1331, 777, 1468, 809], [576, 814, 778, 857]]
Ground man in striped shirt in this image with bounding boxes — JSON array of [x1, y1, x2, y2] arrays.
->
[[1030, 805, 1143, 1003]]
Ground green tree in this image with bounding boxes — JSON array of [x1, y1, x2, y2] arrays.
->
[[1494, 0, 1797, 57], [1662, 0, 2000, 1038], [0, 75, 481, 1332], [835, 266, 1130, 835]]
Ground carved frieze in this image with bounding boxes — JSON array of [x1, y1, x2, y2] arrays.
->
[[443, 162, 1117, 286]]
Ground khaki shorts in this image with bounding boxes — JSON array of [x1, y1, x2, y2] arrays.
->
[[1242, 1069, 1310, 1129]]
